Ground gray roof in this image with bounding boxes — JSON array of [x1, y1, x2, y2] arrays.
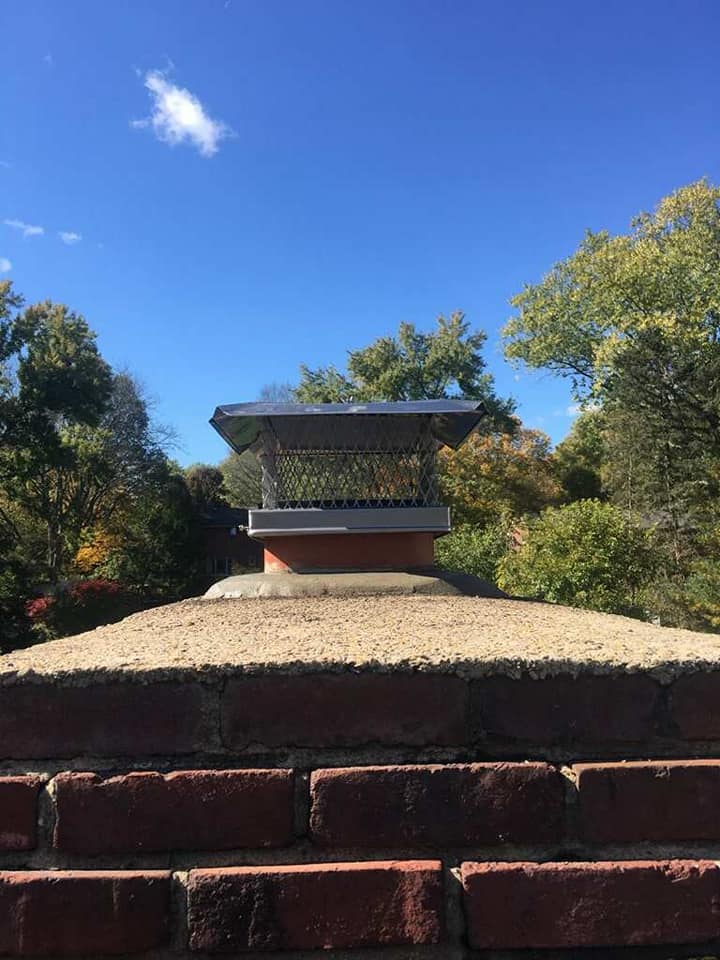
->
[[210, 399, 485, 454]]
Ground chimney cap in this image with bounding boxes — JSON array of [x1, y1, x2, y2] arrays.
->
[[210, 399, 485, 455]]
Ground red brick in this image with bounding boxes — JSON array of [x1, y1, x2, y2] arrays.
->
[[310, 763, 562, 847], [475, 674, 659, 742], [0, 777, 43, 851], [222, 674, 467, 748], [0, 870, 171, 955], [0, 682, 210, 758], [54, 769, 293, 855], [671, 673, 720, 739], [576, 761, 720, 843], [461, 860, 720, 949], [187, 861, 444, 951]]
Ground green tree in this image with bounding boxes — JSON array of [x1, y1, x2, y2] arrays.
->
[[296, 312, 514, 427], [0, 291, 114, 578], [504, 181, 720, 452], [0, 530, 33, 652], [553, 409, 605, 502], [503, 181, 720, 629], [504, 180, 720, 396], [435, 516, 514, 583], [96, 466, 202, 597], [498, 500, 655, 616], [6, 372, 165, 578], [684, 534, 720, 632], [185, 464, 229, 511], [219, 451, 262, 506]]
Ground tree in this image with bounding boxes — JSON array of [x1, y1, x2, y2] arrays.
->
[[185, 464, 229, 511], [0, 530, 33, 652], [439, 422, 560, 526], [553, 409, 605, 502], [219, 451, 262, 507], [684, 526, 720, 631], [503, 181, 720, 629], [497, 500, 655, 616], [503, 180, 720, 449], [435, 517, 514, 584], [295, 312, 515, 427], [17, 300, 112, 433], [258, 381, 294, 402], [0, 293, 114, 578], [0, 281, 29, 454], [6, 371, 166, 578], [95, 466, 202, 597]]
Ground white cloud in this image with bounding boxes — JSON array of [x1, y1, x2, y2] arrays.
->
[[59, 231, 82, 245], [0, 257, 11, 273], [132, 69, 233, 157], [4, 218, 44, 238]]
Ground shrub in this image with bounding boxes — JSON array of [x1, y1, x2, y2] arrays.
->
[[0, 554, 34, 652], [25, 579, 145, 639], [497, 499, 655, 616], [435, 518, 514, 583], [683, 558, 720, 631]]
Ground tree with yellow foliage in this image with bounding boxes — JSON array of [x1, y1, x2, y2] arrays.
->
[[439, 421, 561, 527]]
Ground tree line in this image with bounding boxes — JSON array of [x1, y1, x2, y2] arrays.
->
[[0, 284, 209, 649], [2, 178, 719, 649]]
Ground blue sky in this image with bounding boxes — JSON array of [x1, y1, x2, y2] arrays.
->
[[2, 0, 719, 465]]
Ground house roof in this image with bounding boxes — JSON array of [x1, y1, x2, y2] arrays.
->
[[197, 506, 250, 527]]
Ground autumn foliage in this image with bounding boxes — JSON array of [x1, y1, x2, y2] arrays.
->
[[439, 423, 561, 527]]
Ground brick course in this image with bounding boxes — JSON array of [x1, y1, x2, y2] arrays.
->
[[670, 672, 720, 739], [310, 762, 563, 847], [461, 860, 720, 949], [187, 861, 444, 951], [475, 674, 660, 742], [0, 870, 171, 955], [222, 674, 467, 748], [0, 777, 43, 851], [576, 760, 720, 842], [54, 769, 294, 855], [0, 682, 210, 758]]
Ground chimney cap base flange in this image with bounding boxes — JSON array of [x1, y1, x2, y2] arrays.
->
[[248, 506, 450, 538], [202, 570, 507, 600]]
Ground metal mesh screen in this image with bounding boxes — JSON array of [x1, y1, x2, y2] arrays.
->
[[257, 414, 440, 509]]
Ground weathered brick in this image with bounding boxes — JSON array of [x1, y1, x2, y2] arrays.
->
[[310, 763, 562, 847], [461, 860, 720, 949], [0, 777, 43, 851], [576, 760, 720, 842], [0, 870, 171, 955], [671, 673, 720, 739], [222, 674, 467, 748], [54, 769, 294, 855], [475, 674, 659, 742], [0, 682, 210, 758], [188, 861, 444, 951]]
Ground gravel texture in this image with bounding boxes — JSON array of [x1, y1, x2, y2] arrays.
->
[[1, 595, 719, 685]]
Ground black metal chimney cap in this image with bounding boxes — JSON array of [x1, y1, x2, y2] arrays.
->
[[210, 399, 485, 454]]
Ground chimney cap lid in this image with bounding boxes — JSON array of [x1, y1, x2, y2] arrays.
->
[[210, 399, 485, 454]]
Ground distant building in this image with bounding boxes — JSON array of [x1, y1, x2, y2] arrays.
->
[[198, 506, 262, 577]]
